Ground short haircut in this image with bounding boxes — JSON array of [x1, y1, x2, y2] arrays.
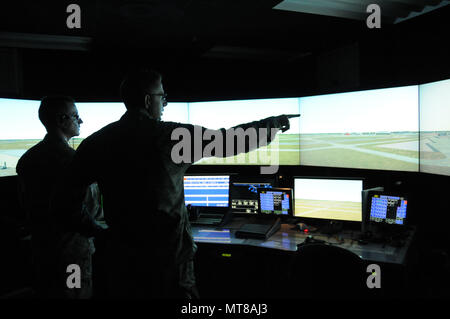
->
[[38, 95, 75, 129], [120, 68, 162, 110]]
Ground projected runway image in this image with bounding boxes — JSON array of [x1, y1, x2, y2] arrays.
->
[[187, 97, 301, 166], [420, 79, 450, 176], [298, 85, 420, 171], [0, 99, 125, 177], [420, 132, 450, 175], [294, 178, 363, 222]]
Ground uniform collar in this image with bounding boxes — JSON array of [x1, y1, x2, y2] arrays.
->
[[122, 108, 155, 121]]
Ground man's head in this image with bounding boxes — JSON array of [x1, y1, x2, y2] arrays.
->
[[38, 95, 83, 139], [120, 69, 167, 120]]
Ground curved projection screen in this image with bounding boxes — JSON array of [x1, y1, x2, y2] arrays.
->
[[419, 79, 450, 176], [0, 98, 43, 177], [0, 100, 126, 177], [299, 85, 419, 172], [2, 78, 450, 177]]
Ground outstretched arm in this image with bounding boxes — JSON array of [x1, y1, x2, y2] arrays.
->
[[170, 114, 300, 164]]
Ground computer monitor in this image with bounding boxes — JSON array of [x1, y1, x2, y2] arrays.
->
[[294, 177, 363, 222], [369, 193, 408, 225], [183, 175, 230, 207], [0, 98, 126, 177], [258, 187, 293, 216], [229, 175, 275, 214]]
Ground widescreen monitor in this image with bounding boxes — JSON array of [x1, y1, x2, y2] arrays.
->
[[183, 175, 230, 207], [229, 175, 275, 214], [294, 177, 363, 222], [419, 78, 450, 176]]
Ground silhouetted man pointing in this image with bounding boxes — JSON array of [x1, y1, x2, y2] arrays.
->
[[52, 69, 299, 298]]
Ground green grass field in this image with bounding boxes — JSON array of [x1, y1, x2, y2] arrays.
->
[[299, 133, 420, 171], [2, 131, 449, 176], [196, 134, 300, 165]]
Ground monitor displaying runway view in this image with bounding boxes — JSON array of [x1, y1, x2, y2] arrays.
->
[[294, 177, 363, 222]]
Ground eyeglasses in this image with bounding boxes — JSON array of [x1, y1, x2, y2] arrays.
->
[[60, 113, 81, 121], [149, 93, 168, 106]]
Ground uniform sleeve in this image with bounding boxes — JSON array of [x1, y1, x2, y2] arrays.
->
[[83, 183, 104, 221]]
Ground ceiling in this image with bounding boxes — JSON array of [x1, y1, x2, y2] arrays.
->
[[0, 0, 449, 102], [274, 0, 448, 23]]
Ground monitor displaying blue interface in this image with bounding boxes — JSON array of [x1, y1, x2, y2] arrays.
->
[[0, 99, 126, 177], [183, 175, 230, 207], [258, 188, 292, 215], [369, 194, 407, 225]]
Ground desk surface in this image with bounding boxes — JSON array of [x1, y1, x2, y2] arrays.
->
[[192, 217, 414, 265]]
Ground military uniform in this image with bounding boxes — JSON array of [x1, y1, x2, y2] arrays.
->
[[17, 133, 103, 298], [53, 109, 288, 298]]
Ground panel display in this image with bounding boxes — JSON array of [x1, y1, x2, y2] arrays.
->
[[183, 175, 230, 207]]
